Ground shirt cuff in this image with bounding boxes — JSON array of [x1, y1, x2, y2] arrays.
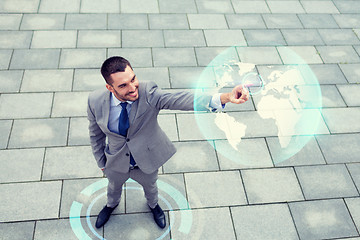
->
[[209, 93, 225, 111]]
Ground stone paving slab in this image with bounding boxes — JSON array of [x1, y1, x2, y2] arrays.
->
[[231, 203, 299, 240], [158, 0, 197, 14], [216, 137, 273, 169], [163, 141, 218, 173], [318, 29, 360, 45], [298, 14, 339, 29], [73, 69, 105, 91], [226, 14, 266, 29], [170, 207, 236, 239], [21, 14, 66, 30], [0, 50, 12, 70], [267, 1, 305, 14], [108, 48, 152, 67], [301, 1, 339, 14], [241, 167, 304, 204], [334, 0, 360, 14], [21, 69, 73, 92], [188, 14, 227, 29], [43, 146, 102, 180], [8, 118, 69, 148], [0, 93, 53, 119], [0, 148, 44, 183], [320, 84, 347, 108], [0, 181, 62, 222], [196, 0, 234, 14], [268, 136, 326, 167], [316, 46, 360, 64], [11, 49, 61, 70], [307, 64, 348, 84], [232, 1, 270, 14], [289, 199, 359, 240], [149, 14, 188, 29], [59, 49, 106, 68], [185, 171, 247, 208], [39, 0, 80, 13], [347, 163, 360, 194], [0, 120, 12, 149], [243, 29, 286, 46], [51, 91, 89, 117], [0, 221, 35, 240], [33, 217, 99, 240], [282, 29, 325, 46], [321, 107, 360, 134], [65, 14, 107, 29], [32, 30, 77, 49], [108, 14, 148, 29], [169, 67, 215, 88], [164, 30, 206, 47], [339, 63, 360, 84], [345, 197, 360, 231], [316, 133, 360, 164], [262, 14, 303, 29], [195, 46, 239, 66], [134, 67, 170, 88], [153, 48, 197, 67], [337, 84, 360, 107], [0, 70, 23, 93], [295, 164, 359, 200]]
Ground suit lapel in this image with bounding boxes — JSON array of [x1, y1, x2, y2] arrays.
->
[[102, 90, 112, 132], [129, 99, 138, 124]]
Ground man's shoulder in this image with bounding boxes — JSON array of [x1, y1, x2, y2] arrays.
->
[[89, 88, 108, 100], [88, 88, 109, 109]]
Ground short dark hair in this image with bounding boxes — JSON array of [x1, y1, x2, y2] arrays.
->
[[101, 56, 133, 84]]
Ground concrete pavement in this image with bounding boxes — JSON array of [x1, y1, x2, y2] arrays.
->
[[0, 0, 360, 239]]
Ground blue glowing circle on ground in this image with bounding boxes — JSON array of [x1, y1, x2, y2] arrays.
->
[[69, 179, 192, 240], [194, 46, 323, 166]]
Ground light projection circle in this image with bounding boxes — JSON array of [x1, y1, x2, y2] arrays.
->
[[69, 179, 193, 240], [194, 46, 323, 166]]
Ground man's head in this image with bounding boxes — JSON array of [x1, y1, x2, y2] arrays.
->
[[101, 56, 139, 102]]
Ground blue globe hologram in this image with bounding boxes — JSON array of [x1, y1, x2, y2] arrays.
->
[[194, 46, 323, 166]]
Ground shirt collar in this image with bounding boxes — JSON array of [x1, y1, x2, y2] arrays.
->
[[110, 92, 133, 107]]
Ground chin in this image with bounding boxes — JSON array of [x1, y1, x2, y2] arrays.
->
[[127, 92, 138, 101]]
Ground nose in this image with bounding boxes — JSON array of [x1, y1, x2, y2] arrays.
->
[[129, 82, 137, 92]]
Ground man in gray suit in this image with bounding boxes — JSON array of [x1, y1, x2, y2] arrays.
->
[[87, 56, 249, 229]]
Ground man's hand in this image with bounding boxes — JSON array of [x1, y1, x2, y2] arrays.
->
[[220, 85, 249, 105]]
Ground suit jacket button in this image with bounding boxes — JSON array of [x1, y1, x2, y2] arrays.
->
[[126, 153, 130, 156], [126, 138, 130, 142]]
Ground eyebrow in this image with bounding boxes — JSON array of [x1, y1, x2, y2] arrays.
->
[[117, 75, 136, 88]]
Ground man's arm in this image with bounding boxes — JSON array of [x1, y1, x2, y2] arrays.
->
[[87, 98, 107, 169]]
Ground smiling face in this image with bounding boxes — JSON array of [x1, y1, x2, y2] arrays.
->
[[105, 65, 139, 102]]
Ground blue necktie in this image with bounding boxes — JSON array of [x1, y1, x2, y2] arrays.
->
[[118, 102, 129, 136], [118, 102, 136, 166]]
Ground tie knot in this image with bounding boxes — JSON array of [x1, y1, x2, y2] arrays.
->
[[120, 102, 128, 108]]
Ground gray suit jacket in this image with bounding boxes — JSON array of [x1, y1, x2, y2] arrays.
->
[[87, 81, 212, 174]]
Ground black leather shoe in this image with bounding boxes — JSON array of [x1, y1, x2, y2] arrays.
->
[[95, 204, 118, 228], [149, 204, 166, 228]]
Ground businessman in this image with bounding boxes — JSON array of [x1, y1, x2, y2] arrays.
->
[[87, 56, 249, 229]]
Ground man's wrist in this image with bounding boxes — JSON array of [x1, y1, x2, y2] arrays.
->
[[220, 92, 230, 105]]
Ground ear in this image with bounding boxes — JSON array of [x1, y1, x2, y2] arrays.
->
[[106, 84, 114, 93]]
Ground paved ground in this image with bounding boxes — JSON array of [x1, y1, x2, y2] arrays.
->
[[0, 0, 360, 239]]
